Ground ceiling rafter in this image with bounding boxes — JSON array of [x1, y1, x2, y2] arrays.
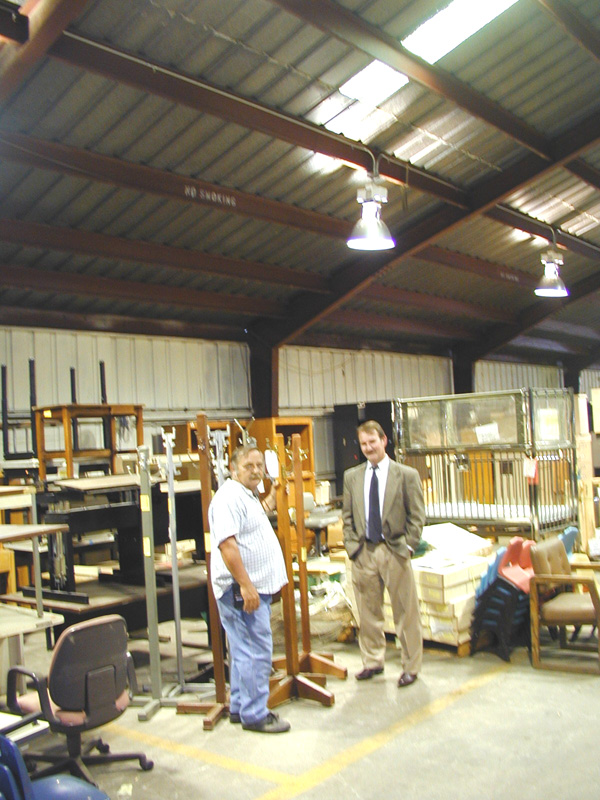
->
[[0, 218, 331, 293], [362, 283, 514, 323], [269, 0, 551, 158], [536, 318, 600, 342], [42, 26, 600, 237], [533, 0, 600, 63], [487, 205, 600, 259], [259, 105, 600, 347], [2, 130, 597, 275], [505, 335, 580, 354], [0, 0, 88, 101], [562, 158, 600, 192], [417, 246, 539, 288], [0, 263, 284, 317], [269, 0, 600, 199], [295, 330, 451, 356], [455, 261, 600, 363], [0, 304, 245, 340], [328, 308, 474, 340], [47, 32, 468, 208], [0, 131, 351, 239]]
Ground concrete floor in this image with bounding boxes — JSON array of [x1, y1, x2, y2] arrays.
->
[[12, 614, 600, 800]]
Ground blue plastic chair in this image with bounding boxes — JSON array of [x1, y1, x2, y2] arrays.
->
[[559, 526, 579, 560], [0, 737, 109, 800], [476, 547, 506, 599]]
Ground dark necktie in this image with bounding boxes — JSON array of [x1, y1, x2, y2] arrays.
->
[[367, 466, 383, 543]]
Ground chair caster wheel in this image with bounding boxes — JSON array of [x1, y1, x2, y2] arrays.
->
[[140, 758, 154, 771], [97, 742, 110, 754]]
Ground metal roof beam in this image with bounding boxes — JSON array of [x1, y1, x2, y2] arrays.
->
[[0, 0, 87, 101], [270, 0, 551, 159], [47, 32, 468, 208], [564, 158, 600, 192], [295, 330, 450, 356], [0, 131, 351, 240], [0, 263, 284, 318], [535, 318, 600, 342], [417, 246, 538, 288], [455, 265, 600, 362], [0, 304, 244, 341], [327, 309, 474, 340], [263, 106, 600, 346], [487, 205, 600, 260], [362, 283, 513, 323], [534, 0, 600, 64], [0, 218, 330, 294]]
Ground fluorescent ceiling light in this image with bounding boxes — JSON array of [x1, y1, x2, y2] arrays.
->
[[402, 0, 520, 64], [339, 61, 409, 107]]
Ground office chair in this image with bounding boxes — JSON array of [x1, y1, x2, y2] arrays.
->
[[7, 615, 153, 785], [0, 735, 109, 800]]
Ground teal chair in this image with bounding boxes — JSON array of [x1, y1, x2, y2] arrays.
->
[[0, 737, 109, 800]]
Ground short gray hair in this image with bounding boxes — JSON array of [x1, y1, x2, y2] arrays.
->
[[230, 444, 263, 470]]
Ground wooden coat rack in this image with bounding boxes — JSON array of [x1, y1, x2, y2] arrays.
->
[[268, 433, 347, 709], [175, 413, 227, 729]]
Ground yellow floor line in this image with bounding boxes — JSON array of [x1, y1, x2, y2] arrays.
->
[[108, 723, 294, 786], [111, 663, 507, 798], [256, 665, 508, 800]]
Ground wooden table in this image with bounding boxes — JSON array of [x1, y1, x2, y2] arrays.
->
[[0, 604, 64, 694], [0, 524, 69, 615]]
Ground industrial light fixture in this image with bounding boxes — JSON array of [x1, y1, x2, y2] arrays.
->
[[0, 1, 28, 44], [347, 175, 395, 251], [534, 229, 568, 298]]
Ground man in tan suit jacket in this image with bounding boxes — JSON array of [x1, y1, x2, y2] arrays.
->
[[343, 420, 425, 687]]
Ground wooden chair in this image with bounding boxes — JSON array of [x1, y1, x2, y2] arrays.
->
[[529, 537, 600, 674]]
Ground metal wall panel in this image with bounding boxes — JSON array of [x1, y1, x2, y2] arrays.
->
[[279, 346, 453, 412], [581, 370, 600, 400], [474, 360, 563, 393], [0, 328, 252, 425]]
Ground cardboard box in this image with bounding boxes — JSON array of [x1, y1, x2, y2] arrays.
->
[[416, 582, 476, 604], [412, 553, 489, 590], [327, 519, 344, 549], [422, 523, 494, 557], [420, 593, 475, 620]]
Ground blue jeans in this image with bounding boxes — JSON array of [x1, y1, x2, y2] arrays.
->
[[216, 587, 273, 725]]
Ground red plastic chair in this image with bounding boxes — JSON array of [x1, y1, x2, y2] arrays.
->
[[498, 536, 534, 594]]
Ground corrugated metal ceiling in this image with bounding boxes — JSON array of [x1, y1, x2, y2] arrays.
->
[[0, 0, 598, 379]]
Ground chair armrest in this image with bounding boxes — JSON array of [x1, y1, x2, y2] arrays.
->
[[530, 574, 600, 613], [126, 651, 138, 696], [6, 665, 55, 724]]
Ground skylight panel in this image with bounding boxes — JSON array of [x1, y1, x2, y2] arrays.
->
[[339, 61, 409, 107], [402, 0, 520, 64]]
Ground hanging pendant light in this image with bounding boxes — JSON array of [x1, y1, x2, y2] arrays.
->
[[534, 245, 568, 298], [347, 176, 395, 251]]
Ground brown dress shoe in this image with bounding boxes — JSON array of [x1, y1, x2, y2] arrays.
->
[[397, 672, 418, 688], [355, 666, 384, 681]]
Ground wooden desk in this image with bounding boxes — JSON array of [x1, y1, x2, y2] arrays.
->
[[0, 563, 208, 639], [0, 524, 69, 615]]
